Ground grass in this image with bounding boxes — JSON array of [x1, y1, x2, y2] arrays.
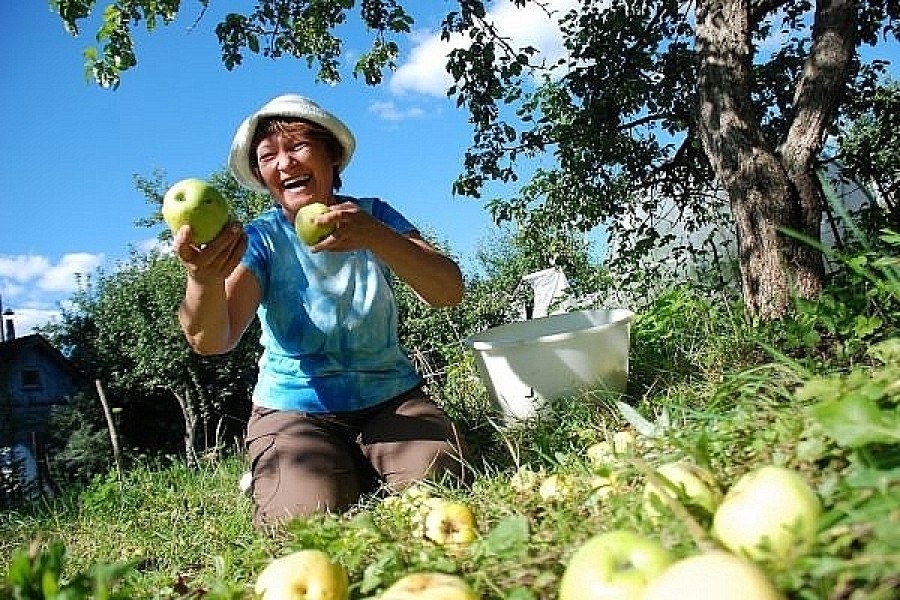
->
[[3, 245, 900, 598]]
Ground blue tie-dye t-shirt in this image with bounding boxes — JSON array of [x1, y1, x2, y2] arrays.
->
[[240, 196, 422, 413]]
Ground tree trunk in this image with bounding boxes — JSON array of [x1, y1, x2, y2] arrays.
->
[[695, 0, 856, 320], [95, 379, 124, 480], [171, 387, 199, 465]]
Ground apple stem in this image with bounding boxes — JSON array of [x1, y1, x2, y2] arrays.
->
[[630, 456, 721, 553]]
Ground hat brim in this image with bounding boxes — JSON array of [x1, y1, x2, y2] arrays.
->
[[228, 94, 356, 193]]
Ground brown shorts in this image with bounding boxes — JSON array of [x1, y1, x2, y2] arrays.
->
[[245, 386, 468, 526]]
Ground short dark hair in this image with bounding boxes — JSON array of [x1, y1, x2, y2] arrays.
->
[[251, 118, 344, 190]]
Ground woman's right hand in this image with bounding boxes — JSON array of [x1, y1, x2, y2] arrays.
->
[[173, 222, 247, 285]]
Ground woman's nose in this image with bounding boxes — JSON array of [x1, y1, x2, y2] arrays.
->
[[275, 152, 294, 171]]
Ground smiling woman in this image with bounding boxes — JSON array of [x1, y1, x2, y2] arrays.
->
[[171, 93, 470, 527]]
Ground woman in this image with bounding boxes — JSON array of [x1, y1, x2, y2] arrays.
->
[[172, 94, 469, 526]]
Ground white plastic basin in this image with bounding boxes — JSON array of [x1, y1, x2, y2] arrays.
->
[[465, 308, 634, 421]]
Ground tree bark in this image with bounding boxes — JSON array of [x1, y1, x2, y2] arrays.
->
[[95, 379, 123, 480], [171, 387, 199, 465], [695, 0, 854, 319]]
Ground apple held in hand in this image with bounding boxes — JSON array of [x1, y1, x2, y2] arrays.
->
[[712, 465, 821, 567], [254, 549, 350, 600], [380, 572, 478, 600], [423, 499, 478, 546], [641, 550, 784, 600], [295, 202, 335, 246], [558, 530, 672, 600], [642, 461, 722, 520], [162, 178, 231, 245]]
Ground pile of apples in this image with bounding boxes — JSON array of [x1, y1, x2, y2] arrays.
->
[[556, 432, 822, 600], [254, 489, 481, 600], [252, 428, 821, 599]]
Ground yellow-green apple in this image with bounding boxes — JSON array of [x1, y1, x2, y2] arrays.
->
[[558, 530, 672, 600], [379, 572, 477, 600], [613, 430, 636, 455], [162, 178, 230, 245], [538, 473, 576, 502], [588, 473, 619, 497], [509, 465, 542, 493], [254, 549, 349, 600], [423, 499, 478, 545], [712, 465, 821, 567], [586, 441, 615, 465], [641, 550, 784, 600], [642, 461, 722, 520], [295, 202, 335, 245]]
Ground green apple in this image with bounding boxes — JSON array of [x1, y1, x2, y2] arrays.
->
[[712, 465, 821, 567], [295, 202, 335, 246], [642, 461, 722, 521], [162, 178, 230, 245], [509, 465, 542, 493], [538, 473, 577, 502], [558, 530, 672, 600], [423, 499, 478, 546], [612, 430, 637, 455], [254, 549, 350, 600], [380, 572, 478, 600], [586, 441, 615, 465], [641, 550, 784, 600]]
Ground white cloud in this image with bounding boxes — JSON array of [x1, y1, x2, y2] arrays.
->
[[0, 255, 51, 282], [368, 100, 426, 121], [38, 253, 105, 293], [135, 237, 170, 256], [0, 252, 105, 336], [389, 0, 580, 98], [2, 305, 61, 338]]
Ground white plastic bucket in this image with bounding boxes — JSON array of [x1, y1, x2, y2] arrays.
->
[[465, 308, 634, 421]]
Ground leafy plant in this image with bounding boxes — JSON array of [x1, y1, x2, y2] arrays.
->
[[4, 540, 134, 600]]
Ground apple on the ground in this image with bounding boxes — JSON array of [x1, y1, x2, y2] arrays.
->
[[558, 529, 672, 600], [162, 178, 231, 245], [712, 465, 822, 567], [509, 465, 542, 493], [295, 202, 335, 246], [642, 461, 722, 520], [612, 430, 637, 455], [586, 441, 615, 465], [254, 549, 349, 600], [423, 499, 478, 546], [538, 473, 576, 502], [379, 572, 477, 600], [641, 550, 785, 600]]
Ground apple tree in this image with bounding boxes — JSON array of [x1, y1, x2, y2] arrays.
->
[[444, 0, 898, 320], [51, 0, 900, 320], [43, 249, 260, 464], [835, 79, 900, 232]]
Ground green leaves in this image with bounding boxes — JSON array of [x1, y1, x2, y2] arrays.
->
[[4, 540, 134, 600], [51, 0, 414, 88], [801, 339, 900, 449], [810, 394, 900, 448]]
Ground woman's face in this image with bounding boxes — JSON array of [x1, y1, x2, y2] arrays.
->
[[254, 129, 339, 220]]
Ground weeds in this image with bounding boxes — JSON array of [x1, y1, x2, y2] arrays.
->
[[2, 237, 899, 598]]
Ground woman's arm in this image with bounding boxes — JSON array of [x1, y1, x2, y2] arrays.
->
[[312, 202, 464, 307], [173, 222, 261, 354]]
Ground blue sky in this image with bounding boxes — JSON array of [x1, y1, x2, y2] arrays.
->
[[1, 2, 898, 337], [1, 2, 565, 335]]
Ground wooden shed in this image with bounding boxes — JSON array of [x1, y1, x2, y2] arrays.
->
[[1, 333, 82, 446]]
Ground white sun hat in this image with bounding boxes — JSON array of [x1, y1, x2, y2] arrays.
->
[[228, 94, 356, 193]]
